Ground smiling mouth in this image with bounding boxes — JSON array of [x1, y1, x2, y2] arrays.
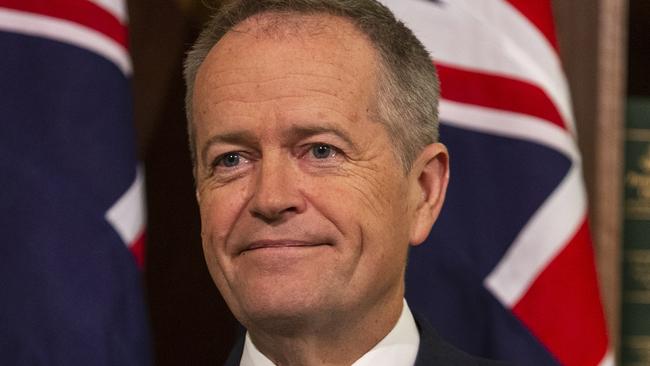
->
[[243, 240, 329, 253]]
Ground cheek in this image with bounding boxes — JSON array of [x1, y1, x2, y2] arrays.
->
[[344, 173, 412, 254], [304, 168, 410, 240], [198, 185, 250, 297], [337, 168, 409, 217], [198, 182, 250, 250]]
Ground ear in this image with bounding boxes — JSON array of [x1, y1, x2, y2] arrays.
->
[[408, 143, 449, 246]]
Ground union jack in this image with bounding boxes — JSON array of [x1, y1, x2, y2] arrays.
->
[[380, 0, 612, 364]]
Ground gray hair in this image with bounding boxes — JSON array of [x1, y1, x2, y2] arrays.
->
[[184, 0, 440, 172]]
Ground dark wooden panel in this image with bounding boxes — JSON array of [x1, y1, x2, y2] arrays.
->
[[552, 0, 600, 226], [129, 1, 238, 365], [628, 0, 650, 96], [554, 0, 627, 355]]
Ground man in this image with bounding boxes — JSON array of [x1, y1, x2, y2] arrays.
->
[[183, 0, 505, 364]]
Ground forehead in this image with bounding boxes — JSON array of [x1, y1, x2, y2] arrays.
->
[[207, 11, 378, 70], [192, 12, 382, 140]]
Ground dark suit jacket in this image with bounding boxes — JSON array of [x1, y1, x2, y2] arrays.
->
[[223, 315, 507, 365], [411, 314, 506, 365]]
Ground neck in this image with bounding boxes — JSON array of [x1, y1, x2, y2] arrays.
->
[[247, 292, 404, 366]]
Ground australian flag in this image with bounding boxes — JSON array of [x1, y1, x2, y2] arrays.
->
[[379, 0, 612, 365], [0, 1, 150, 365]]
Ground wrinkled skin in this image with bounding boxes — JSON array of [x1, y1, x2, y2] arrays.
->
[[192, 13, 449, 365]]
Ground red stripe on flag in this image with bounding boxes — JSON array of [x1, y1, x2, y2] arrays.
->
[[0, 0, 127, 48], [504, 0, 558, 50], [129, 230, 146, 269], [512, 219, 608, 365], [437, 64, 566, 129]]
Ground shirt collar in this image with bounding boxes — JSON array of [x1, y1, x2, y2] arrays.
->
[[240, 299, 420, 366]]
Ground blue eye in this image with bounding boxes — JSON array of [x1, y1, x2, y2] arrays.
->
[[311, 144, 335, 159], [220, 153, 241, 167]]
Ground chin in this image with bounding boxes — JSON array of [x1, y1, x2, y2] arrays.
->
[[240, 302, 324, 335], [232, 286, 339, 334]]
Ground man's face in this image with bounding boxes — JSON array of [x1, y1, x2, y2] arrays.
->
[[192, 14, 442, 331]]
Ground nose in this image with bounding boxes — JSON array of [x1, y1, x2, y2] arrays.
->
[[249, 155, 306, 222]]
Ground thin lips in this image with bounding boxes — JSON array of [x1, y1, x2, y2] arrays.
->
[[244, 239, 327, 252]]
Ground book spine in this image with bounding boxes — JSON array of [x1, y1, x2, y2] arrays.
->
[[621, 97, 650, 365]]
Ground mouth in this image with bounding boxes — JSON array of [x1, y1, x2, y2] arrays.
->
[[242, 240, 330, 253]]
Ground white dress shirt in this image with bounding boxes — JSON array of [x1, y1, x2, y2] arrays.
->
[[240, 300, 420, 366]]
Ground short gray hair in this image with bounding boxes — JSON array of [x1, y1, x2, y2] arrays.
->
[[184, 0, 440, 172]]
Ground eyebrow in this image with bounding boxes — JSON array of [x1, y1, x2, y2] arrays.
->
[[283, 124, 355, 148], [200, 123, 357, 167], [200, 130, 258, 167]]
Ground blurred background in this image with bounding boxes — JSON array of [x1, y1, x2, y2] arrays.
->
[[126, 0, 645, 364]]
